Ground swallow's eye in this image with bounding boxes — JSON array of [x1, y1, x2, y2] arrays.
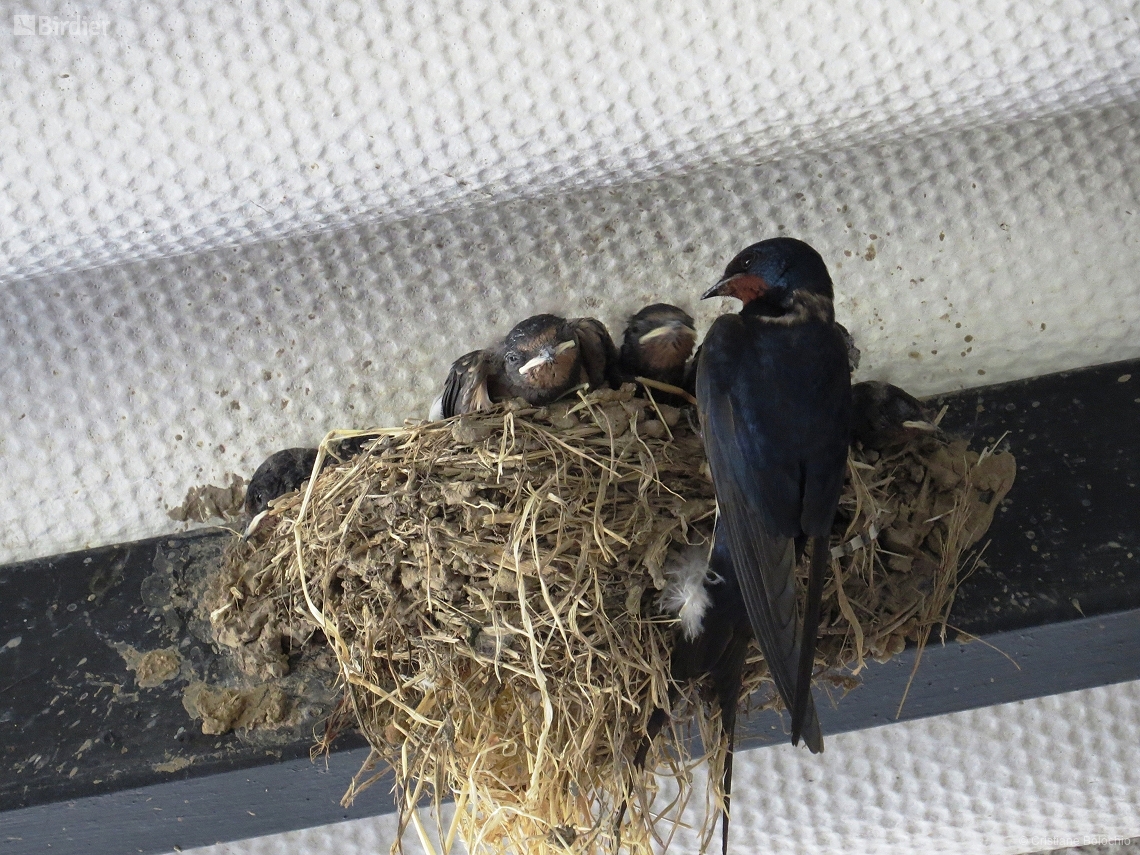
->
[[505, 352, 521, 366]]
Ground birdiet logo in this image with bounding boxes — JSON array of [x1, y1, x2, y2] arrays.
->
[[13, 11, 111, 36]]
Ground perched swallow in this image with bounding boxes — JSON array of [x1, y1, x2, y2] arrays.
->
[[431, 314, 619, 419], [618, 304, 698, 396], [695, 237, 851, 756], [851, 380, 937, 450], [668, 536, 752, 852], [244, 447, 319, 516], [622, 240, 849, 852]]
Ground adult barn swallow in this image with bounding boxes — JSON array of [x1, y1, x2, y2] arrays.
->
[[696, 237, 852, 754], [618, 303, 698, 396], [244, 446, 319, 516], [851, 380, 937, 450], [430, 314, 618, 419], [622, 241, 849, 852]]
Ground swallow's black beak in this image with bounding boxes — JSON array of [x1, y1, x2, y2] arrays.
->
[[703, 273, 768, 302], [702, 274, 737, 300]]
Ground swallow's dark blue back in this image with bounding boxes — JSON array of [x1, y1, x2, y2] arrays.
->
[[698, 314, 851, 540]]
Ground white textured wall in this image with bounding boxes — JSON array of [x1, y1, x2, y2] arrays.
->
[[3, 0, 1138, 283], [3, 1, 1140, 851]]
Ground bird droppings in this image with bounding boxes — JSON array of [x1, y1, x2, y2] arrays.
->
[[114, 644, 182, 688], [210, 386, 1014, 854], [1119, 374, 1132, 383], [152, 755, 193, 773], [181, 681, 292, 735], [167, 474, 246, 522]]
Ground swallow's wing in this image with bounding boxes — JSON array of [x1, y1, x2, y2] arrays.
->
[[569, 317, 620, 389], [672, 530, 750, 855], [834, 321, 861, 373], [437, 350, 494, 419], [696, 315, 823, 750]]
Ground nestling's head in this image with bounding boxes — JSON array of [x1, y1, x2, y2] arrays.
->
[[621, 303, 697, 378], [244, 447, 319, 516], [500, 314, 580, 398]]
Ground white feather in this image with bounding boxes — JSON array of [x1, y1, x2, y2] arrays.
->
[[658, 544, 715, 641], [428, 393, 445, 422]]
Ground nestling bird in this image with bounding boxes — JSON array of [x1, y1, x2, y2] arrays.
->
[[244, 435, 370, 523], [430, 314, 618, 419], [568, 315, 622, 390], [618, 303, 698, 397], [244, 447, 319, 516], [695, 236, 850, 760], [851, 380, 938, 450]]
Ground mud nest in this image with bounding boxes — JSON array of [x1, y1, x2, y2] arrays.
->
[[208, 385, 1015, 854]]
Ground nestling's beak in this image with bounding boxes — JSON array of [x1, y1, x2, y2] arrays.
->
[[901, 420, 938, 433], [242, 509, 269, 541], [518, 338, 577, 374], [638, 321, 694, 344]]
